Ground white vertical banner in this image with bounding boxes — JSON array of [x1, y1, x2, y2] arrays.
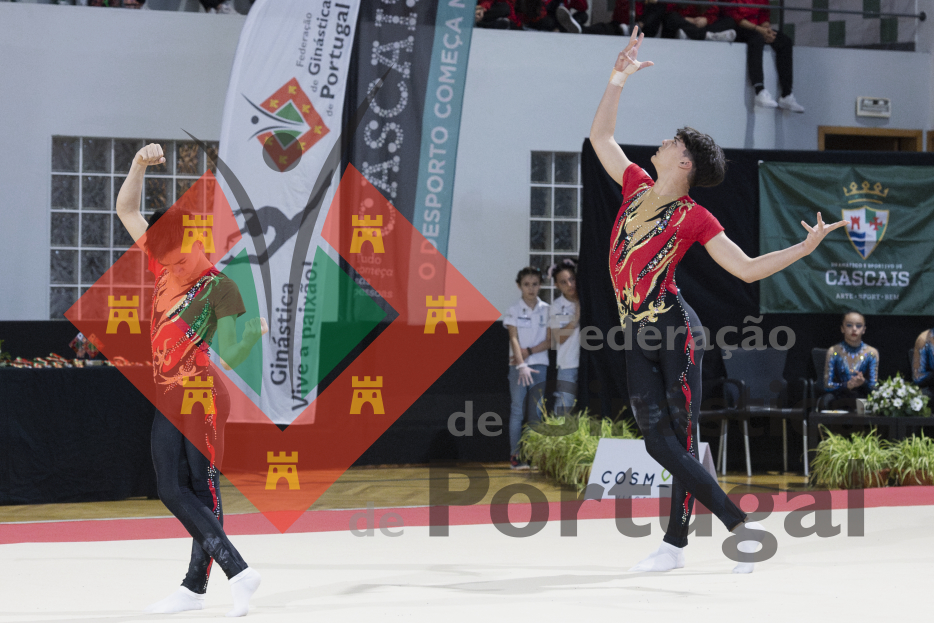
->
[[214, 0, 360, 425]]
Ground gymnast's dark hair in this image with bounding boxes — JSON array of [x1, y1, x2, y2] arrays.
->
[[676, 127, 727, 188], [841, 310, 866, 325], [515, 266, 543, 285], [145, 207, 188, 261], [550, 257, 578, 281]]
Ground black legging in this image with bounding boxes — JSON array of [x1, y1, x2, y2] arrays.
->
[[152, 384, 246, 593], [625, 294, 746, 547], [637, 3, 667, 38], [734, 27, 794, 97], [477, 1, 513, 28], [662, 15, 737, 40]]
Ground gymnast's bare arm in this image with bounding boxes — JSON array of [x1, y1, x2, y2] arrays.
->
[[115, 143, 164, 243], [589, 27, 654, 185], [704, 212, 846, 283]]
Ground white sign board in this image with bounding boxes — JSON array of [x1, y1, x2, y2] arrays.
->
[[586, 439, 718, 499]]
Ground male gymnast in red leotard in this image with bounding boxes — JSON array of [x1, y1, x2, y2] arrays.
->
[[590, 27, 845, 573]]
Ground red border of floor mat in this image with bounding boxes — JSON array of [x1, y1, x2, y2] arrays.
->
[[2, 486, 932, 544]]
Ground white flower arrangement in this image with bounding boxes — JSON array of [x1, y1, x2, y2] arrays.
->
[[867, 373, 932, 417]]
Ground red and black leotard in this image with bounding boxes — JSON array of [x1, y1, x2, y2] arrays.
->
[[610, 163, 745, 547], [146, 253, 248, 593], [610, 164, 723, 330]]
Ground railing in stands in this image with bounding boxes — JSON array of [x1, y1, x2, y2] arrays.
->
[[628, 0, 927, 35]]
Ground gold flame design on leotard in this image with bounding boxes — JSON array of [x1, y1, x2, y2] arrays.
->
[[612, 188, 691, 326]]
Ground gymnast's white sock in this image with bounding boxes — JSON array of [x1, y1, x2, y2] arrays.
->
[[732, 521, 764, 574], [226, 567, 261, 617], [629, 541, 685, 572], [143, 586, 204, 614]]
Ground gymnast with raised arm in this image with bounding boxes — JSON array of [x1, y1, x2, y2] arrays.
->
[[590, 28, 846, 573], [116, 143, 266, 615]]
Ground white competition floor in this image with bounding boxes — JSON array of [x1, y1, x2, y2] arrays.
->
[[1, 504, 929, 622]]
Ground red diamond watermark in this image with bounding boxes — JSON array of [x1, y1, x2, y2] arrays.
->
[[66, 165, 500, 533]]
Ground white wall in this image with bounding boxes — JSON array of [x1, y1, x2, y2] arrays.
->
[[1, 2, 931, 319], [0, 3, 243, 319]]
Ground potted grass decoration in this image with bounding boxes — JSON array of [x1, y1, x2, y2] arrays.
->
[[518, 408, 640, 492], [890, 433, 934, 486], [809, 427, 892, 489]]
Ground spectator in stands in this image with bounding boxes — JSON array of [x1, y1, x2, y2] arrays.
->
[[201, 0, 235, 13], [727, 0, 804, 112], [503, 267, 551, 469], [514, 0, 558, 30], [476, 0, 518, 29], [476, 0, 608, 33], [575, 0, 664, 37], [822, 311, 879, 410], [617, 0, 667, 37], [662, 2, 737, 42], [912, 328, 934, 397], [554, 0, 590, 33], [557, 3, 627, 35], [549, 259, 581, 415], [86, 0, 145, 6]]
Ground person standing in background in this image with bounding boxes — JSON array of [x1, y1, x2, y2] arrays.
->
[[503, 267, 551, 469], [550, 259, 581, 415]]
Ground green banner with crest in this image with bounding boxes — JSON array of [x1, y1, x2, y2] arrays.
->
[[759, 163, 934, 315]]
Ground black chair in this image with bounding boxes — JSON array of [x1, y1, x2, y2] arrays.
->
[[696, 377, 745, 474], [701, 349, 808, 477], [804, 347, 835, 476], [810, 347, 833, 413]]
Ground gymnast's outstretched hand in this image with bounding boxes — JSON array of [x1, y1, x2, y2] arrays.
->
[[801, 212, 847, 255], [615, 26, 654, 77]]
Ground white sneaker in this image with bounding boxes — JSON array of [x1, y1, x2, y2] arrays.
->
[[618, 23, 630, 36], [210, 0, 234, 14], [706, 28, 736, 42], [778, 93, 805, 113], [556, 5, 582, 33], [755, 89, 778, 108], [676, 29, 689, 40]]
